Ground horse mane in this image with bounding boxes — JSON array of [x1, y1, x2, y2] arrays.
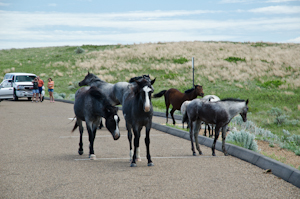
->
[[88, 72, 105, 83], [184, 87, 194, 93], [221, 98, 245, 102], [128, 74, 150, 83]]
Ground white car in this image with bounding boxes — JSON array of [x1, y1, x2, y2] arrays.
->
[[2, 73, 37, 101], [0, 79, 14, 100]]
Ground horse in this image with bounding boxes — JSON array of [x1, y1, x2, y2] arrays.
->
[[72, 86, 121, 160], [185, 98, 249, 156], [202, 95, 220, 137], [122, 78, 156, 167], [180, 95, 219, 129], [77, 72, 152, 128], [153, 85, 204, 125]]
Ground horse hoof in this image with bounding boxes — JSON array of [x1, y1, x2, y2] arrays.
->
[[199, 151, 203, 155], [193, 152, 197, 156], [90, 154, 96, 160], [212, 153, 216, 156], [78, 150, 83, 155], [148, 162, 154, 166], [224, 153, 229, 156], [130, 163, 137, 167]]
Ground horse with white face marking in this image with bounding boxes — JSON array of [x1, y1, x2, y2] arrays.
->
[[72, 86, 120, 160], [185, 98, 249, 156], [122, 78, 156, 167]]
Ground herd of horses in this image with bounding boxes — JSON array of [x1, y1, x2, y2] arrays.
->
[[72, 72, 249, 166]]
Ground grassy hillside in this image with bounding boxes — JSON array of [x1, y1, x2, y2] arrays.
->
[[1, 41, 300, 139]]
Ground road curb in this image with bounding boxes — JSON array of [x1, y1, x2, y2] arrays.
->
[[56, 98, 300, 188]]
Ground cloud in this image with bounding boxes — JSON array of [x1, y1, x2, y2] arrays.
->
[[249, 6, 300, 14], [0, 2, 9, 6], [265, 0, 300, 2], [48, 3, 57, 7], [1, 10, 300, 49], [287, 36, 300, 43]]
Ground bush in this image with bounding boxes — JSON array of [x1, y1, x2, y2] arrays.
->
[[226, 129, 258, 151], [75, 47, 85, 54], [172, 57, 188, 64], [224, 57, 246, 63]]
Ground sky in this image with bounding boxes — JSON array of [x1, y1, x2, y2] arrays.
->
[[0, 0, 299, 49]]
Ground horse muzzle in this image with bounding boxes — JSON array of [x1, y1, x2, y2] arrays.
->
[[113, 131, 120, 140], [144, 106, 151, 112]]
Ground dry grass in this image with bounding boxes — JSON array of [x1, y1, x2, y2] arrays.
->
[[57, 41, 300, 88]]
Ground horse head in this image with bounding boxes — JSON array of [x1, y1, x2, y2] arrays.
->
[[79, 72, 103, 87], [104, 106, 120, 140], [240, 99, 249, 122], [135, 78, 156, 112], [194, 85, 204, 97]]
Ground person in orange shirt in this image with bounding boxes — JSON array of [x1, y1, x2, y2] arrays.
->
[[37, 76, 44, 102], [47, 78, 55, 103]]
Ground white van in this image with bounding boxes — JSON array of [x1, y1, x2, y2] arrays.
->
[[1, 73, 37, 101]]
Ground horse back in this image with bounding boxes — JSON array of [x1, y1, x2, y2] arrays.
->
[[166, 88, 189, 110]]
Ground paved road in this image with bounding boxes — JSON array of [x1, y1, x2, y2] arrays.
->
[[1, 100, 299, 198]]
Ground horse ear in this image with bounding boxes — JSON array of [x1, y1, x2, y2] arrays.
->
[[246, 99, 249, 105], [151, 78, 156, 85]]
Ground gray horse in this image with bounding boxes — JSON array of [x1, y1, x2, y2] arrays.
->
[[185, 98, 249, 156], [77, 72, 152, 106], [72, 86, 120, 160]]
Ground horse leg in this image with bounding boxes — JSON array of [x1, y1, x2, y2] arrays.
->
[[170, 108, 176, 125], [98, 117, 104, 129], [126, 123, 133, 162], [165, 103, 170, 124], [131, 127, 141, 167], [193, 120, 202, 155], [204, 123, 207, 136], [208, 124, 212, 137], [222, 125, 229, 156], [212, 125, 221, 156], [77, 120, 84, 155], [86, 121, 96, 159], [189, 120, 196, 156], [145, 124, 154, 166]]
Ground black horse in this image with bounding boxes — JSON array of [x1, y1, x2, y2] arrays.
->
[[122, 78, 156, 167], [72, 86, 120, 160]]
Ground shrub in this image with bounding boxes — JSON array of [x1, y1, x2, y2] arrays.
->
[[224, 57, 246, 63], [226, 129, 258, 151], [53, 92, 64, 99], [75, 47, 85, 54], [172, 57, 188, 64]]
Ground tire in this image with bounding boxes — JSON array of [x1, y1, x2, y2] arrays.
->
[[28, 97, 32, 101], [13, 90, 18, 101]]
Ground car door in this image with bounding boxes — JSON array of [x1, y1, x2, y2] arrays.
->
[[0, 80, 14, 99]]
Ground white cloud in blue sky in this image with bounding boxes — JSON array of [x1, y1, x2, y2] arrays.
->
[[0, 0, 299, 49]]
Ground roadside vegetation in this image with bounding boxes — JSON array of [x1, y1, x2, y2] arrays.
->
[[1, 41, 299, 158]]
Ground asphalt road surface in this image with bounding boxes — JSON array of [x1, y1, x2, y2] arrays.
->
[[1, 99, 299, 198]]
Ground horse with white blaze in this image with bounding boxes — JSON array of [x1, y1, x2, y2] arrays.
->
[[72, 86, 120, 160], [122, 78, 156, 167]]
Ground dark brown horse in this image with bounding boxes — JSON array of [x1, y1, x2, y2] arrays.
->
[[153, 85, 204, 125]]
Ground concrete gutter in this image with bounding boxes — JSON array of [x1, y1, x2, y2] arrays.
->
[[54, 97, 300, 188]]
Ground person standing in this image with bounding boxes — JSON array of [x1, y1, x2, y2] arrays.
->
[[47, 78, 55, 103], [32, 77, 39, 103], [37, 76, 44, 102]]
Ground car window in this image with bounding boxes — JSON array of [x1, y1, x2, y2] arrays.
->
[[0, 80, 12, 88], [15, 75, 36, 82]]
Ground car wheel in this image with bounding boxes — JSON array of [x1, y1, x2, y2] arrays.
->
[[13, 90, 18, 101], [28, 97, 31, 101]]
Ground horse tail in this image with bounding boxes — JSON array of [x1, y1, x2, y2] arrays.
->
[[153, 90, 167, 98], [182, 110, 189, 126], [71, 122, 78, 133]]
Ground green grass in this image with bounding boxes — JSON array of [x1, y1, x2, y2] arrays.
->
[[224, 56, 246, 63]]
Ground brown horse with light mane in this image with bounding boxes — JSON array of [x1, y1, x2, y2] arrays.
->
[[153, 85, 204, 125]]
